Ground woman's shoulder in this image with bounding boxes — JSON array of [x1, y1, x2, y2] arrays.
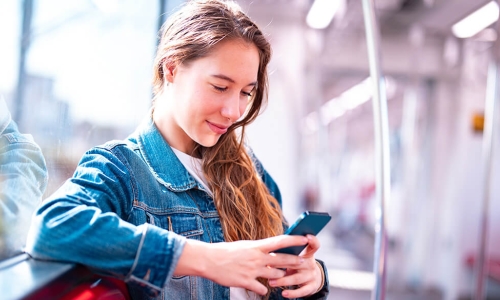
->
[[244, 146, 282, 201], [244, 145, 264, 176], [94, 135, 139, 151], [79, 134, 141, 159], [77, 137, 142, 169]]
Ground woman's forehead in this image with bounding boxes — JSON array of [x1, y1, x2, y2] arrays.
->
[[184, 39, 260, 83]]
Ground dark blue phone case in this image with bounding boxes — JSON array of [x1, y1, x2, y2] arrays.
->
[[274, 211, 332, 255]]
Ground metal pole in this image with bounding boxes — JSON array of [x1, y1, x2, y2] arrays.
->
[[14, 0, 34, 127], [361, 0, 391, 299], [473, 5, 500, 298], [157, 0, 168, 46]]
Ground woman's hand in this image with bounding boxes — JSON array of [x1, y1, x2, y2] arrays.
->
[[174, 235, 309, 296], [267, 234, 323, 298]]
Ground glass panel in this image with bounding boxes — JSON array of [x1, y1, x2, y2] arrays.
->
[[0, 0, 159, 260]]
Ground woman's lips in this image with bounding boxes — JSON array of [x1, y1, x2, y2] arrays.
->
[[207, 121, 229, 134]]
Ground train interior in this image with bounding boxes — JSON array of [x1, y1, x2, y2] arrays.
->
[[1, 0, 500, 299]]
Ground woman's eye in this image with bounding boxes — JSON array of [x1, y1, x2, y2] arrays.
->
[[213, 85, 227, 92], [242, 88, 255, 97]]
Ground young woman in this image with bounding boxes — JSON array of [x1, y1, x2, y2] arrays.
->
[[26, 1, 329, 299]]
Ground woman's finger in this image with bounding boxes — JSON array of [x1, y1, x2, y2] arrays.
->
[[244, 280, 269, 296], [280, 283, 317, 299], [258, 235, 308, 253], [299, 235, 320, 258], [268, 270, 310, 288], [268, 256, 323, 298], [264, 252, 304, 269], [260, 265, 287, 279]]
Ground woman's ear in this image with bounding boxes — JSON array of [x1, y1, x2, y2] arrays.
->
[[164, 61, 176, 84]]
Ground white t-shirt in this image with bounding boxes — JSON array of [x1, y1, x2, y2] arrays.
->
[[171, 147, 260, 300], [171, 147, 213, 197]]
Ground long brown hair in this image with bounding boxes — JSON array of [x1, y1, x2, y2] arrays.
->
[[152, 0, 284, 252]]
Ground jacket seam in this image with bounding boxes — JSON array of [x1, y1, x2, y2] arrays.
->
[[126, 224, 148, 279], [107, 145, 139, 220], [135, 129, 199, 192], [132, 204, 218, 218], [126, 275, 163, 292]]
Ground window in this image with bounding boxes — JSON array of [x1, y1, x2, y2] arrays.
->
[[0, 0, 164, 260]]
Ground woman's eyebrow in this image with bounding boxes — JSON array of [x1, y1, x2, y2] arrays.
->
[[210, 74, 257, 86]]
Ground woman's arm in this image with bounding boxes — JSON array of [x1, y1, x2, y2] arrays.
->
[[25, 146, 185, 294], [26, 145, 316, 297], [175, 235, 310, 296]]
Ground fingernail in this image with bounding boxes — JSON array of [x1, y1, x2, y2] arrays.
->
[[269, 280, 276, 286], [299, 257, 305, 263], [307, 234, 313, 240], [282, 290, 289, 297]]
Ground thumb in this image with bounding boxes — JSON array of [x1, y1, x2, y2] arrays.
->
[[258, 235, 308, 253], [299, 235, 320, 258]]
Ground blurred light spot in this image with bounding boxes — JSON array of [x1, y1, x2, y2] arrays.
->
[[423, 0, 435, 7], [452, 1, 499, 39], [409, 25, 425, 47], [306, 0, 343, 29], [92, 0, 119, 14], [329, 269, 375, 291], [303, 76, 396, 133], [443, 36, 460, 68], [304, 111, 320, 134]]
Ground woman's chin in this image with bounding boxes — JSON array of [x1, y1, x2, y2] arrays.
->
[[196, 136, 221, 148]]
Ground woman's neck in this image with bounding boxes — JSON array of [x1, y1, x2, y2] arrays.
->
[[152, 93, 196, 155]]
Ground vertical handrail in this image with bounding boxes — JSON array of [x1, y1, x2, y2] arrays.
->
[[14, 0, 34, 128], [361, 1, 391, 299], [157, 0, 167, 46], [474, 4, 500, 298]]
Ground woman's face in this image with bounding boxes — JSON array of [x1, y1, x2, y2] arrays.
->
[[153, 39, 260, 154]]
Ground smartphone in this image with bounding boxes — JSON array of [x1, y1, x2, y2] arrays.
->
[[274, 211, 331, 255]]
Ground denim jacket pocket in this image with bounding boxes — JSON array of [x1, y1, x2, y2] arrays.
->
[[142, 210, 205, 282], [143, 210, 204, 238], [152, 212, 204, 283]]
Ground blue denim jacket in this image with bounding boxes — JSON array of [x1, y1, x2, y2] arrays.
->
[[26, 118, 328, 299], [0, 99, 48, 259]]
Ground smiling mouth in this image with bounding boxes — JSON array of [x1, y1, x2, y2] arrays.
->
[[206, 121, 229, 134]]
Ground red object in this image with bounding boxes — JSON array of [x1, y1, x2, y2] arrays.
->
[[60, 276, 130, 300], [465, 254, 500, 282]]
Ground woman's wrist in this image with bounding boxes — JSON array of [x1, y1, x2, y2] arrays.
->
[[314, 260, 325, 294], [174, 239, 209, 277]]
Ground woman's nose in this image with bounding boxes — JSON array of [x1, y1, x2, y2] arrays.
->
[[220, 93, 242, 122]]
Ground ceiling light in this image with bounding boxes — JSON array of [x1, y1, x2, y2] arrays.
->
[[319, 77, 370, 126], [306, 0, 342, 29], [303, 77, 396, 133], [452, 1, 499, 39]]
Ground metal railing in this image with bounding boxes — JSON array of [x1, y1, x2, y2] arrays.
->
[[474, 1, 500, 298], [361, 0, 391, 299]]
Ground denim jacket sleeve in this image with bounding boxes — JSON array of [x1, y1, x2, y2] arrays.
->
[[25, 146, 186, 294], [0, 120, 48, 258]]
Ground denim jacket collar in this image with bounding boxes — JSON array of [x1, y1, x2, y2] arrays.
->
[[134, 117, 205, 193], [0, 97, 11, 134]]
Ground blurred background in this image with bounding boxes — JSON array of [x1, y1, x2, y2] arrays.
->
[[1, 0, 500, 299]]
